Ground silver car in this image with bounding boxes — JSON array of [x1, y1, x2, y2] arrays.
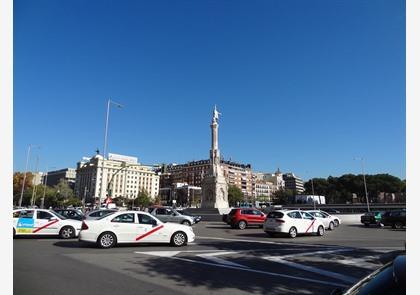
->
[[148, 207, 195, 226]]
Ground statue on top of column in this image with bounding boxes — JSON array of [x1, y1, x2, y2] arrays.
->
[[213, 105, 221, 123]]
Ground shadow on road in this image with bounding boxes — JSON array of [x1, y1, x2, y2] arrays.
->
[[346, 224, 406, 231], [124, 240, 402, 295]]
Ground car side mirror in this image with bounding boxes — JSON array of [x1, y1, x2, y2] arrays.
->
[[151, 219, 157, 226], [49, 217, 57, 221], [172, 213, 177, 216]]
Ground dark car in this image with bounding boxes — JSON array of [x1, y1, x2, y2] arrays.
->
[[330, 255, 405, 295], [361, 211, 384, 227], [176, 210, 202, 224], [381, 210, 406, 229], [225, 208, 266, 229], [54, 208, 84, 221]]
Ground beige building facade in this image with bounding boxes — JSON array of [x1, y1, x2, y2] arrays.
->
[[75, 154, 159, 203]]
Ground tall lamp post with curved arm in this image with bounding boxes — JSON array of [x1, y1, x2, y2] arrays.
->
[[99, 99, 124, 205], [19, 144, 40, 207], [354, 157, 370, 212], [41, 165, 56, 209], [106, 162, 136, 201]]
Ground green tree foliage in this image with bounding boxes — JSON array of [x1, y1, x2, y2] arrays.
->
[[303, 174, 406, 204], [153, 195, 162, 206], [54, 179, 74, 199], [228, 185, 244, 206], [13, 172, 34, 200], [113, 196, 130, 207], [272, 189, 294, 205], [134, 189, 151, 208]]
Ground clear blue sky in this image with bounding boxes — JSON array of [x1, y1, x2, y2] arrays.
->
[[13, 0, 406, 180]]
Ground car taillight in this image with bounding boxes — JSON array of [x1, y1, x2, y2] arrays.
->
[[81, 221, 89, 230], [276, 219, 285, 223]]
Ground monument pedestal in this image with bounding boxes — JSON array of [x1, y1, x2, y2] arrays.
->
[[201, 174, 229, 209]]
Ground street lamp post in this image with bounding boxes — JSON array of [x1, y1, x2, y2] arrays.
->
[[355, 157, 370, 212], [310, 178, 316, 210], [19, 144, 40, 207], [305, 170, 316, 210], [41, 165, 56, 209], [100, 98, 124, 205]]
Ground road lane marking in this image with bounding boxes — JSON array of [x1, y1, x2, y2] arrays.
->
[[263, 256, 357, 284], [270, 248, 353, 260], [196, 251, 250, 268], [166, 256, 349, 288], [135, 250, 229, 257], [196, 236, 346, 248], [262, 249, 358, 284]]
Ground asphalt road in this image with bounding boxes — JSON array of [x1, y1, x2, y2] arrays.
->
[[14, 222, 406, 295]]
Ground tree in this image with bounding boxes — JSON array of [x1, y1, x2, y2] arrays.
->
[[134, 189, 151, 209], [54, 179, 74, 199], [13, 172, 34, 200], [113, 196, 130, 207], [272, 189, 294, 205], [153, 195, 162, 206], [228, 185, 243, 207], [303, 173, 406, 204], [63, 197, 82, 207]]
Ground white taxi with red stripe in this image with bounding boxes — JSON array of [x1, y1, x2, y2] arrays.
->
[[263, 209, 325, 238], [79, 211, 195, 248], [13, 209, 82, 239]]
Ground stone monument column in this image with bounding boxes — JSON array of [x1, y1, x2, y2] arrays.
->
[[201, 106, 229, 209]]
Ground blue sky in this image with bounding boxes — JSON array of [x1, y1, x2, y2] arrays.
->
[[13, 0, 406, 180]]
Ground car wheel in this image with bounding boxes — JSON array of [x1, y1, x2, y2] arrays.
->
[[59, 226, 75, 239], [171, 231, 187, 247], [237, 220, 247, 230], [317, 225, 325, 236], [181, 220, 191, 226], [334, 219, 339, 227], [394, 222, 403, 229], [329, 221, 335, 230], [289, 227, 297, 238], [97, 232, 117, 249]]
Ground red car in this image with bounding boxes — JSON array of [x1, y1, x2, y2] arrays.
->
[[225, 208, 266, 229]]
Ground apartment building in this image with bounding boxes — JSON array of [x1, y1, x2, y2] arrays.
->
[[75, 153, 160, 203]]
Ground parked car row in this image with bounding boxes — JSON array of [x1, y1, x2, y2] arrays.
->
[[13, 208, 196, 249], [360, 209, 406, 229], [222, 207, 341, 238]]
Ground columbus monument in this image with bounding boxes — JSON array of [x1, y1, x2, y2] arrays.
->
[[201, 106, 229, 209]]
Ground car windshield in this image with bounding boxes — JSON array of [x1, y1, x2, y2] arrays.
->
[[228, 209, 238, 215], [51, 211, 67, 220], [97, 211, 116, 220], [177, 210, 192, 216], [267, 211, 284, 218]]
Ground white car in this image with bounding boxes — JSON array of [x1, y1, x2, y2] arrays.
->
[[13, 208, 82, 239], [306, 210, 341, 230], [79, 210, 195, 248], [263, 209, 325, 238]]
